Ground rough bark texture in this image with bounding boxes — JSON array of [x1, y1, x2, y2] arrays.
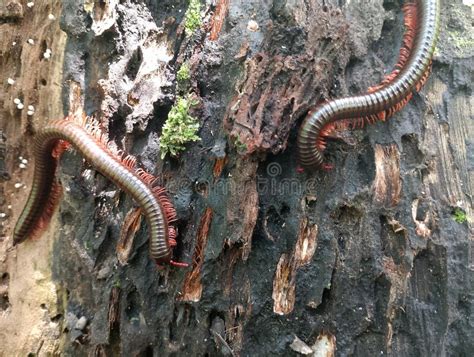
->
[[0, 0, 473, 356]]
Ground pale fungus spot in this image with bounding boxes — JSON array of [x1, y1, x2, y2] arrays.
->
[[247, 20, 259, 32], [7, 78, 15, 85], [43, 49, 52, 59]]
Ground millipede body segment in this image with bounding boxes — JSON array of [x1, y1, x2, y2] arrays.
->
[[297, 0, 440, 169], [14, 117, 186, 267]]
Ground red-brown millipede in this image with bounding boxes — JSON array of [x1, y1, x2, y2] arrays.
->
[[297, 0, 440, 169], [14, 115, 187, 267]]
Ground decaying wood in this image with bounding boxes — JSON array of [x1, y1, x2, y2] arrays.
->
[[0, 0, 472, 355], [272, 217, 317, 315], [373, 144, 402, 207]]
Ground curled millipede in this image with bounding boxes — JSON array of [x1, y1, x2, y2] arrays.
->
[[14, 116, 187, 267], [297, 0, 440, 169]]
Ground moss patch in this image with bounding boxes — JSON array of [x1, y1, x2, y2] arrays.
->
[[452, 208, 468, 224], [184, 0, 202, 36], [159, 96, 201, 159], [177, 62, 191, 92]]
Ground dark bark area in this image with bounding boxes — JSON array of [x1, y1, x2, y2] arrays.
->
[[1, 0, 472, 356]]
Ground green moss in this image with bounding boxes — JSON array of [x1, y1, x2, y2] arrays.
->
[[447, 29, 474, 56], [113, 279, 121, 289], [232, 136, 247, 153], [452, 208, 468, 224], [160, 96, 200, 159], [177, 62, 191, 92], [184, 0, 202, 36]]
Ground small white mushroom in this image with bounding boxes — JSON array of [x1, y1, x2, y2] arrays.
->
[[13, 98, 21, 105], [48, 14, 56, 20], [27, 39, 35, 45], [7, 78, 15, 85]]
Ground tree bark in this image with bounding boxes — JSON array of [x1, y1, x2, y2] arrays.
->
[[0, 0, 472, 356]]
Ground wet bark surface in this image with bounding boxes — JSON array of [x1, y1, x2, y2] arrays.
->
[[1, 0, 473, 356]]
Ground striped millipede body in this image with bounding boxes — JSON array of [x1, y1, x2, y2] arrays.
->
[[297, 0, 440, 169], [14, 117, 187, 267]]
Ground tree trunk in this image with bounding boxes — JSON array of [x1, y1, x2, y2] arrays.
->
[[1, 0, 472, 356]]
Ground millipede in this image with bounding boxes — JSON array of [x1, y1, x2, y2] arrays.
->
[[297, 0, 440, 169], [13, 115, 187, 267]]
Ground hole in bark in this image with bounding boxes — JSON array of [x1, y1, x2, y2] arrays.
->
[[313, 286, 331, 315], [137, 345, 154, 357], [382, 0, 398, 11], [126, 47, 143, 81], [265, 206, 286, 239], [194, 180, 209, 196], [108, 111, 127, 143], [337, 234, 346, 252], [39, 40, 48, 61], [158, 273, 166, 286], [62, 211, 74, 225], [254, 54, 263, 63], [1, 272, 10, 310], [0, 293, 9, 310], [379, 216, 407, 265], [282, 98, 295, 120], [40, 78, 47, 86], [208, 310, 226, 328], [51, 313, 63, 322], [249, 101, 259, 116]]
